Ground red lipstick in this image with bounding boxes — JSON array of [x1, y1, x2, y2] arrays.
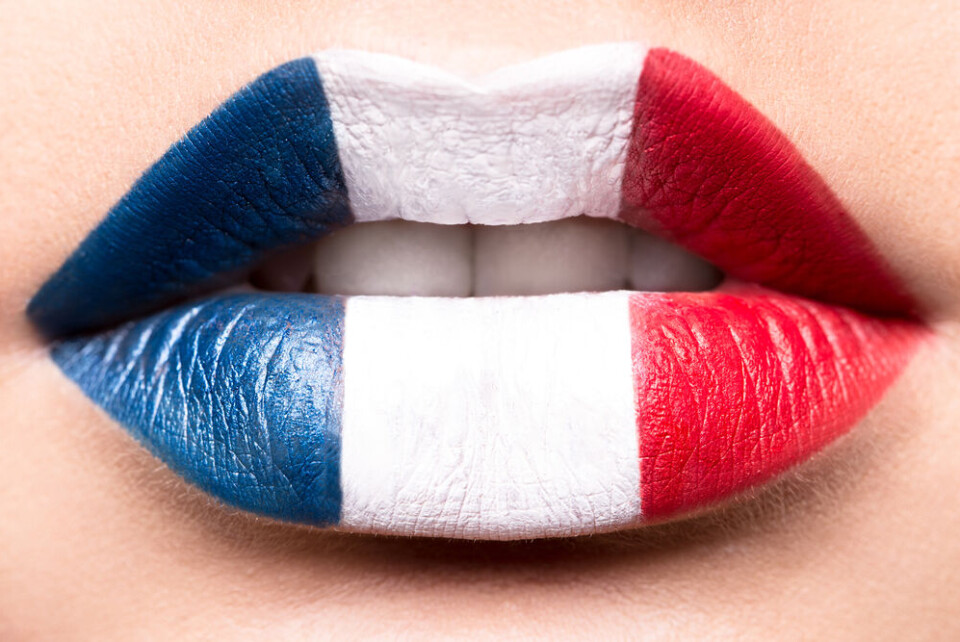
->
[[631, 286, 920, 520], [620, 48, 924, 520], [620, 48, 916, 317]]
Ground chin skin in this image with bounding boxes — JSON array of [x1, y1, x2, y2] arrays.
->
[[2, 1, 960, 640]]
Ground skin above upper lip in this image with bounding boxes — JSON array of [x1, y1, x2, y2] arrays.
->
[[27, 44, 925, 540]]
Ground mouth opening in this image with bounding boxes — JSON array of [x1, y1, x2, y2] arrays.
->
[[250, 216, 723, 298]]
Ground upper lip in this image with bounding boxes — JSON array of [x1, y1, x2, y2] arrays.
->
[[27, 43, 916, 338], [27, 43, 925, 539]]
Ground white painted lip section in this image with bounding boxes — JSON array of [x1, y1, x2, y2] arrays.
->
[[313, 43, 648, 226], [337, 292, 641, 540]]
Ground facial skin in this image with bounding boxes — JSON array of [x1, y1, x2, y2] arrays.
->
[[1, 1, 959, 639]]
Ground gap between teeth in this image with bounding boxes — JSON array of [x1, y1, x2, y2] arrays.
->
[[252, 217, 722, 296]]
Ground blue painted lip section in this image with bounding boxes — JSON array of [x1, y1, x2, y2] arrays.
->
[[52, 294, 346, 525], [28, 57, 352, 338]]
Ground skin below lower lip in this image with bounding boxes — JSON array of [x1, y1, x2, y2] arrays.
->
[[51, 288, 920, 539], [29, 45, 924, 538]]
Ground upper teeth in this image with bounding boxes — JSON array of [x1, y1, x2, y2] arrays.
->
[[313, 219, 473, 297], [292, 217, 720, 297]]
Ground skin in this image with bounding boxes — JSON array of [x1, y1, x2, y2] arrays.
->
[[1, 1, 959, 639]]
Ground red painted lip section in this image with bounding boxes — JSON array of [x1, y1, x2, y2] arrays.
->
[[620, 50, 925, 518], [620, 48, 916, 317], [631, 286, 922, 520]]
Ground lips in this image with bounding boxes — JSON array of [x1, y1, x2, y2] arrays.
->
[[620, 49, 915, 315], [28, 43, 924, 539]]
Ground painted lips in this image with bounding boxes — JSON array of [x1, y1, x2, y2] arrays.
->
[[28, 44, 923, 539]]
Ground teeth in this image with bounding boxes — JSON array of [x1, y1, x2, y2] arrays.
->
[[627, 231, 722, 292], [308, 217, 721, 297], [473, 218, 629, 296], [313, 220, 472, 296]]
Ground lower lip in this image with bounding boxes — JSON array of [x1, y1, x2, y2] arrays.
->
[[51, 286, 921, 539]]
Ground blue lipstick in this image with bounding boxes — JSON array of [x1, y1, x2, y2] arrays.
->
[[52, 294, 346, 525], [28, 57, 352, 338]]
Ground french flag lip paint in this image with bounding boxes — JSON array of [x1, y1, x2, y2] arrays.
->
[[619, 48, 917, 318], [48, 288, 923, 539], [27, 57, 353, 339], [29, 45, 926, 539], [631, 283, 922, 522], [52, 294, 348, 526]]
